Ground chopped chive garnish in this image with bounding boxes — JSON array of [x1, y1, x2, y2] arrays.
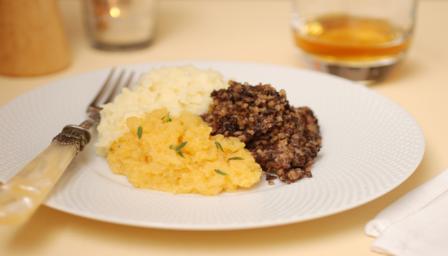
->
[[228, 156, 244, 161], [137, 126, 143, 139], [169, 141, 188, 158], [215, 141, 224, 152], [214, 169, 227, 176], [176, 141, 187, 150], [161, 114, 172, 123]]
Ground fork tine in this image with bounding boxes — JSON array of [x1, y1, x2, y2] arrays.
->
[[88, 68, 116, 108], [103, 71, 135, 104], [124, 71, 135, 89], [104, 70, 125, 104]]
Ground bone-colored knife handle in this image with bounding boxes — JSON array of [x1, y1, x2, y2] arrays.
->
[[0, 125, 90, 226], [0, 142, 78, 225]]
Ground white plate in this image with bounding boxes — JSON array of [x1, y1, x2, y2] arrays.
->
[[0, 61, 424, 230]]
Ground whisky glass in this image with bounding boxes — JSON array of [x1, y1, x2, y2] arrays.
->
[[291, 0, 417, 83]]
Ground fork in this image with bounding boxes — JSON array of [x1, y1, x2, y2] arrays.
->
[[0, 69, 134, 225]]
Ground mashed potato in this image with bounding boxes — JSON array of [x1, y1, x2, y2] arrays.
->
[[107, 109, 262, 195], [96, 66, 228, 155]]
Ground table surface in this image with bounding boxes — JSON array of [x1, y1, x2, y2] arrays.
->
[[1, 0, 447, 255]]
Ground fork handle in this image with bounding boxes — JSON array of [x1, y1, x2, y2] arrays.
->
[[0, 125, 90, 226]]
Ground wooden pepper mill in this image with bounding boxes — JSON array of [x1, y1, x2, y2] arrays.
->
[[0, 0, 71, 76]]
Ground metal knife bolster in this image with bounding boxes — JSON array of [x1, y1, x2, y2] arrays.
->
[[53, 125, 91, 152]]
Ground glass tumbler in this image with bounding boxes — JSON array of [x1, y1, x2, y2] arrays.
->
[[291, 0, 417, 83]]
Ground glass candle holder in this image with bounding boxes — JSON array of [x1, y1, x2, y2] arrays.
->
[[83, 0, 157, 50]]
